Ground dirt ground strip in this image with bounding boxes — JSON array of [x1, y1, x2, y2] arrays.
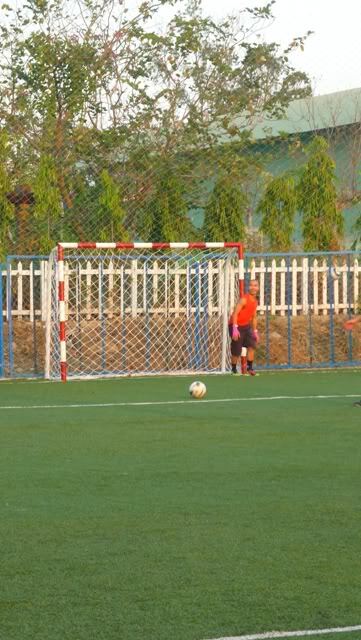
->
[[2, 315, 360, 376]]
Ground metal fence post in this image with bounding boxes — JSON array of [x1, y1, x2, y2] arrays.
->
[[6, 258, 14, 377]]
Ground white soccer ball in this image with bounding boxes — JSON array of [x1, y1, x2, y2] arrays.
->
[[189, 381, 207, 399], [330, 266, 341, 280]]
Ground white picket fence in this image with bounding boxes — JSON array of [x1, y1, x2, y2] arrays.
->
[[1, 261, 49, 321], [1, 255, 360, 320], [247, 256, 360, 316]]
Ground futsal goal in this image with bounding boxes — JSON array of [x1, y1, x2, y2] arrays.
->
[[45, 242, 244, 381]]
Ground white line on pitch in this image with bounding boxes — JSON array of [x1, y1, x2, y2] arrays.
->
[[204, 623, 361, 639], [0, 394, 359, 411]]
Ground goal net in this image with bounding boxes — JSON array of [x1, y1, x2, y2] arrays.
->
[[45, 242, 243, 381]]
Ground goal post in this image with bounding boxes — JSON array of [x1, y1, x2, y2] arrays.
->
[[45, 242, 244, 381]]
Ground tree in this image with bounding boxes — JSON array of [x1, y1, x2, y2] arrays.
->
[[33, 154, 63, 252], [98, 170, 129, 242], [258, 174, 297, 251], [0, 0, 312, 252], [203, 170, 247, 242], [140, 167, 195, 241], [298, 137, 344, 251], [147, 0, 311, 154], [0, 132, 15, 259]]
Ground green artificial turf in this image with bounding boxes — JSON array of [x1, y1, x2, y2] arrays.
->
[[0, 371, 361, 640]]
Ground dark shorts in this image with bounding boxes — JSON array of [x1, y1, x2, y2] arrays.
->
[[229, 324, 257, 356]]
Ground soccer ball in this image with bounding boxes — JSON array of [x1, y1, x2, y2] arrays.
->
[[330, 266, 340, 280], [189, 381, 207, 399]]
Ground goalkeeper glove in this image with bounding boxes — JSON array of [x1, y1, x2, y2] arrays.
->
[[232, 325, 240, 340]]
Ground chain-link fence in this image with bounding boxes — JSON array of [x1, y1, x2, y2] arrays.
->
[[1, 249, 360, 378], [245, 251, 361, 370], [0, 0, 361, 378]]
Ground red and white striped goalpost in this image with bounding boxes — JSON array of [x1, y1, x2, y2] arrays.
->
[[57, 241, 244, 382]]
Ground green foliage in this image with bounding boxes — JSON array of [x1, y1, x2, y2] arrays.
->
[[98, 170, 129, 242], [140, 168, 195, 242], [0, 0, 312, 250], [258, 174, 297, 251], [0, 132, 15, 260], [298, 136, 344, 251], [203, 168, 247, 242], [149, 0, 311, 151], [16, 33, 100, 121], [33, 154, 62, 253]]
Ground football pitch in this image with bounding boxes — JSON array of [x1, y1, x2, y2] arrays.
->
[[1, 370, 361, 640]]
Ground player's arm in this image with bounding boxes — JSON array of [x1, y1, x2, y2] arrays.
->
[[230, 298, 246, 340], [230, 298, 246, 325]]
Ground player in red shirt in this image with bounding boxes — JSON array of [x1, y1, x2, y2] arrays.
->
[[229, 279, 259, 375]]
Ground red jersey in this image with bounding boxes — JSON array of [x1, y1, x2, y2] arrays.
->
[[231, 293, 258, 327]]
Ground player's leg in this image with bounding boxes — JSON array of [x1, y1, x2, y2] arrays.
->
[[246, 346, 255, 373], [236, 328, 252, 375], [231, 354, 239, 374], [244, 327, 258, 376], [229, 326, 242, 374], [236, 328, 248, 374], [353, 401, 361, 407], [240, 347, 247, 374]]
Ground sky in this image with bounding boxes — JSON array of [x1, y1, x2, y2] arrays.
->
[[201, 0, 361, 96], [6, 0, 360, 97]]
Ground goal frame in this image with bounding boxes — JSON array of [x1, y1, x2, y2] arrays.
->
[[53, 241, 244, 382]]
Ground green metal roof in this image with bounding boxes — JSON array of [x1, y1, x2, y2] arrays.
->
[[226, 87, 361, 141]]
